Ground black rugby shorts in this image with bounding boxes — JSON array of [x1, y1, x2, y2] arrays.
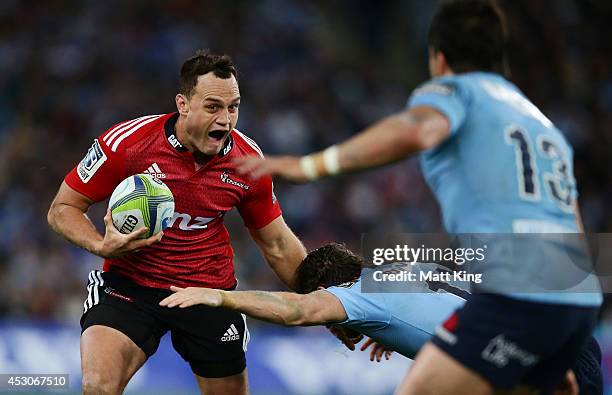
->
[[81, 270, 249, 378]]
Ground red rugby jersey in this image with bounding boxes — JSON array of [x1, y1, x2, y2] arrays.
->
[[65, 112, 282, 289]]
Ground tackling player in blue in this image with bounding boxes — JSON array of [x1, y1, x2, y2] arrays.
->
[[234, 0, 602, 393], [161, 243, 602, 395]]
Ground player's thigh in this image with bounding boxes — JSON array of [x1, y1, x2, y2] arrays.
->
[[395, 342, 493, 395], [81, 325, 147, 393], [194, 368, 248, 395], [80, 270, 167, 393]]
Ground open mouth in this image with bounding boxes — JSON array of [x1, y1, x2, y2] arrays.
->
[[208, 130, 228, 141]]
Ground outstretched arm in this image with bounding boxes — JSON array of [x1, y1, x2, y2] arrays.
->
[[160, 286, 347, 326], [235, 106, 450, 182]]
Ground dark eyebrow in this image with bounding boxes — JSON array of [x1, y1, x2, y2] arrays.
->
[[203, 98, 224, 104], [203, 97, 241, 104]]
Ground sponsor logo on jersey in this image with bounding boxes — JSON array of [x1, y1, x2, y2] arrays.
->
[[143, 162, 166, 179], [167, 133, 184, 149], [167, 212, 223, 231], [221, 324, 241, 342], [220, 171, 250, 190], [77, 139, 107, 183], [223, 137, 233, 156]]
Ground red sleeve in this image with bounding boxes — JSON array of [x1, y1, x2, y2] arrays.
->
[[237, 175, 282, 229], [64, 136, 126, 202]]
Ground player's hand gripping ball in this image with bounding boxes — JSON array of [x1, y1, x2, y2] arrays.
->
[[108, 174, 175, 238]]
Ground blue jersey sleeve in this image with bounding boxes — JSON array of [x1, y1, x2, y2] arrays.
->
[[325, 283, 390, 330], [408, 78, 468, 135]]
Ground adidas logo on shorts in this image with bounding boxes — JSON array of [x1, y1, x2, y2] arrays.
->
[[221, 324, 240, 342]]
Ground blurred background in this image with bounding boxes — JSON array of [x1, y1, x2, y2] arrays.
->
[[0, 0, 610, 393]]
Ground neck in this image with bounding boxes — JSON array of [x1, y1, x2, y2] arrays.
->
[[174, 115, 195, 152], [435, 65, 455, 77], [175, 115, 213, 164], [193, 151, 213, 165]]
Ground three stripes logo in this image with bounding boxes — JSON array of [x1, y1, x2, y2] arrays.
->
[[221, 324, 241, 342], [144, 162, 166, 179], [83, 270, 104, 313]]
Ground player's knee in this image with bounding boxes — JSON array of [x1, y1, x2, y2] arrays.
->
[[195, 369, 248, 395], [82, 370, 122, 395]]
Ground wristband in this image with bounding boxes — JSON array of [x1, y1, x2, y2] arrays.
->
[[299, 155, 319, 180], [322, 145, 340, 175]]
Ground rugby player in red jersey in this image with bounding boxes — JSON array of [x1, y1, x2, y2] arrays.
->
[[47, 50, 306, 395]]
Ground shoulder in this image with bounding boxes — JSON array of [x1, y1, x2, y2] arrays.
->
[[409, 76, 475, 134], [231, 128, 265, 158], [325, 279, 362, 300], [409, 76, 471, 115], [413, 75, 472, 98], [99, 113, 170, 153]]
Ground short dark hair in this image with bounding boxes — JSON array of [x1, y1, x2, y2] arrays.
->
[[295, 243, 363, 294], [178, 50, 237, 98], [428, 0, 507, 74]]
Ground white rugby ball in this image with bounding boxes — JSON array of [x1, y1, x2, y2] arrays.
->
[[108, 174, 175, 238]]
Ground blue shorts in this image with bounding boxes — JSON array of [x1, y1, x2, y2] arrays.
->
[[432, 294, 599, 394], [572, 335, 603, 395]]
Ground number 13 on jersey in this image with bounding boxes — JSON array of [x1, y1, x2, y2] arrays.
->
[[505, 124, 574, 213]]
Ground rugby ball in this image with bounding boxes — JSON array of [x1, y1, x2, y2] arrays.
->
[[108, 174, 175, 238]]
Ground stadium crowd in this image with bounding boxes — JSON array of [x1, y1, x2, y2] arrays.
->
[[0, 0, 610, 336]]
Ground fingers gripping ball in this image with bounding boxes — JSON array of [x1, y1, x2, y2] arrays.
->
[[109, 174, 175, 238]]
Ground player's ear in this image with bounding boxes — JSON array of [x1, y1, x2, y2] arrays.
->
[[436, 51, 453, 75], [176, 93, 190, 116], [316, 286, 326, 291], [428, 47, 451, 77]]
